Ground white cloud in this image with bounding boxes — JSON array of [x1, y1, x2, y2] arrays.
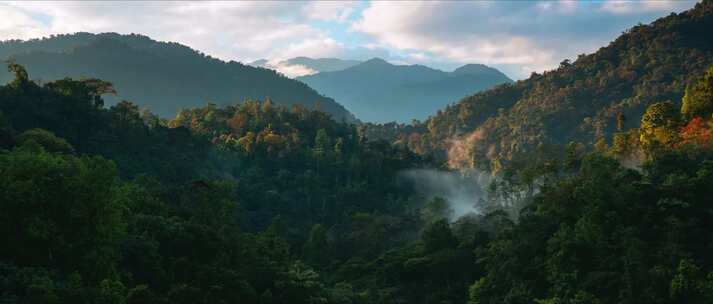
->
[[265, 61, 318, 78], [537, 1, 578, 14], [302, 1, 358, 23], [352, 2, 559, 78], [600, 0, 691, 14], [0, 5, 48, 40], [352, 1, 696, 79], [0, 0, 700, 80], [0, 1, 354, 65]]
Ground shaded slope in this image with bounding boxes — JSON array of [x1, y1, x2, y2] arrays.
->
[[0, 32, 355, 121], [297, 58, 512, 123]]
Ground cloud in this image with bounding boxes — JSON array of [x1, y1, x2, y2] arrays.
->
[[352, 1, 696, 78], [265, 61, 318, 78], [600, 0, 692, 14], [302, 1, 358, 23], [0, 0, 699, 80], [0, 4, 48, 40], [0, 1, 358, 65]]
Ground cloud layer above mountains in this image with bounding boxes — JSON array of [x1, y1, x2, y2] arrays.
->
[[0, 0, 697, 79]]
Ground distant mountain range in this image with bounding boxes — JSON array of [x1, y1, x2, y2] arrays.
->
[[249, 57, 362, 76], [0, 33, 511, 124], [0, 33, 355, 121], [297, 58, 513, 123]]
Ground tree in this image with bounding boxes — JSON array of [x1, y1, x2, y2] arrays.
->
[[639, 101, 681, 152], [593, 137, 608, 154], [0, 111, 13, 149], [616, 112, 627, 132], [680, 117, 713, 149], [16, 129, 75, 154], [275, 261, 327, 304], [422, 219, 457, 253], [681, 66, 713, 119], [669, 259, 713, 303], [238, 131, 256, 153], [6, 60, 29, 88], [110, 100, 142, 130], [303, 224, 330, 266], [99, 277, 127, 304], [314, 129, 331, 155], [0, 143, 126, 282], [421, 197, 453, 224]]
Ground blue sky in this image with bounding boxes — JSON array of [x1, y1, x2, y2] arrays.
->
[[0, 0, 699, 79]]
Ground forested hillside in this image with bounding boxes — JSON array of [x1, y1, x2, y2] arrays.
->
[[298, 58, 512, 123], [0, 63, 431, 303], [371, 0, 713, 172], [2, 1, 713, 304], [0, 33, 355, 121], [3, 59, 713, 303]]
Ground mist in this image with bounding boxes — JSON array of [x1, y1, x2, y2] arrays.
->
[[401, 169, 493, 221]]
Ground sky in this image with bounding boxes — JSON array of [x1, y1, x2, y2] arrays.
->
[[0, 0, 699, 79]]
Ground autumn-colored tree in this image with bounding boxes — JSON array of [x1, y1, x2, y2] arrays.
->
[[681, 65, 713, 119], [679, 117, 713, 149], [640, 101, 681, 153]]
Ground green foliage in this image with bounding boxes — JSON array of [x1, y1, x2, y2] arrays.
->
[[421, 196, 453, 224], [303, 224, 330, 266], [469, 150, 713, 303], [99, 277, 128, 304], [682, 65, 713, 119], [0, 145, 125, 282], [275, 261, 328, 304], [421, 219, 457, 253], [640, 101, 681, 152], [6, 60, 28, 88], [16, 128, 75, 154], [0, 64, 426, 303]]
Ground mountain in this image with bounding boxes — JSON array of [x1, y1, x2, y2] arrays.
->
[[369, 0, 713, 171], [249, 57, 363, 76], [297, 58, 513, 123], [0, 32, 355, 121]]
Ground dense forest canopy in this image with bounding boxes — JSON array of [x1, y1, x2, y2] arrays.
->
[[3, 59, 713, 303], [0, 62, 433, 303], [1, 1, 713, 304], [0, 32, 355, 122]]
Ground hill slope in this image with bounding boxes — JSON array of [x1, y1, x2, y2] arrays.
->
[[377, 1, 713, 171], [297, 58, 512, 123], [0, 32, 355, 121]]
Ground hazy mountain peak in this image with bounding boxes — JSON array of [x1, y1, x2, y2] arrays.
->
[[453, 63, 490, 74], [298, 58, 512, 123], [361, 57, 391, 66]]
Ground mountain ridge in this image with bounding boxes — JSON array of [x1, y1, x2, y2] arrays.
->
[[0, 32, 356, 121], [297, 58, 513, 123]]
